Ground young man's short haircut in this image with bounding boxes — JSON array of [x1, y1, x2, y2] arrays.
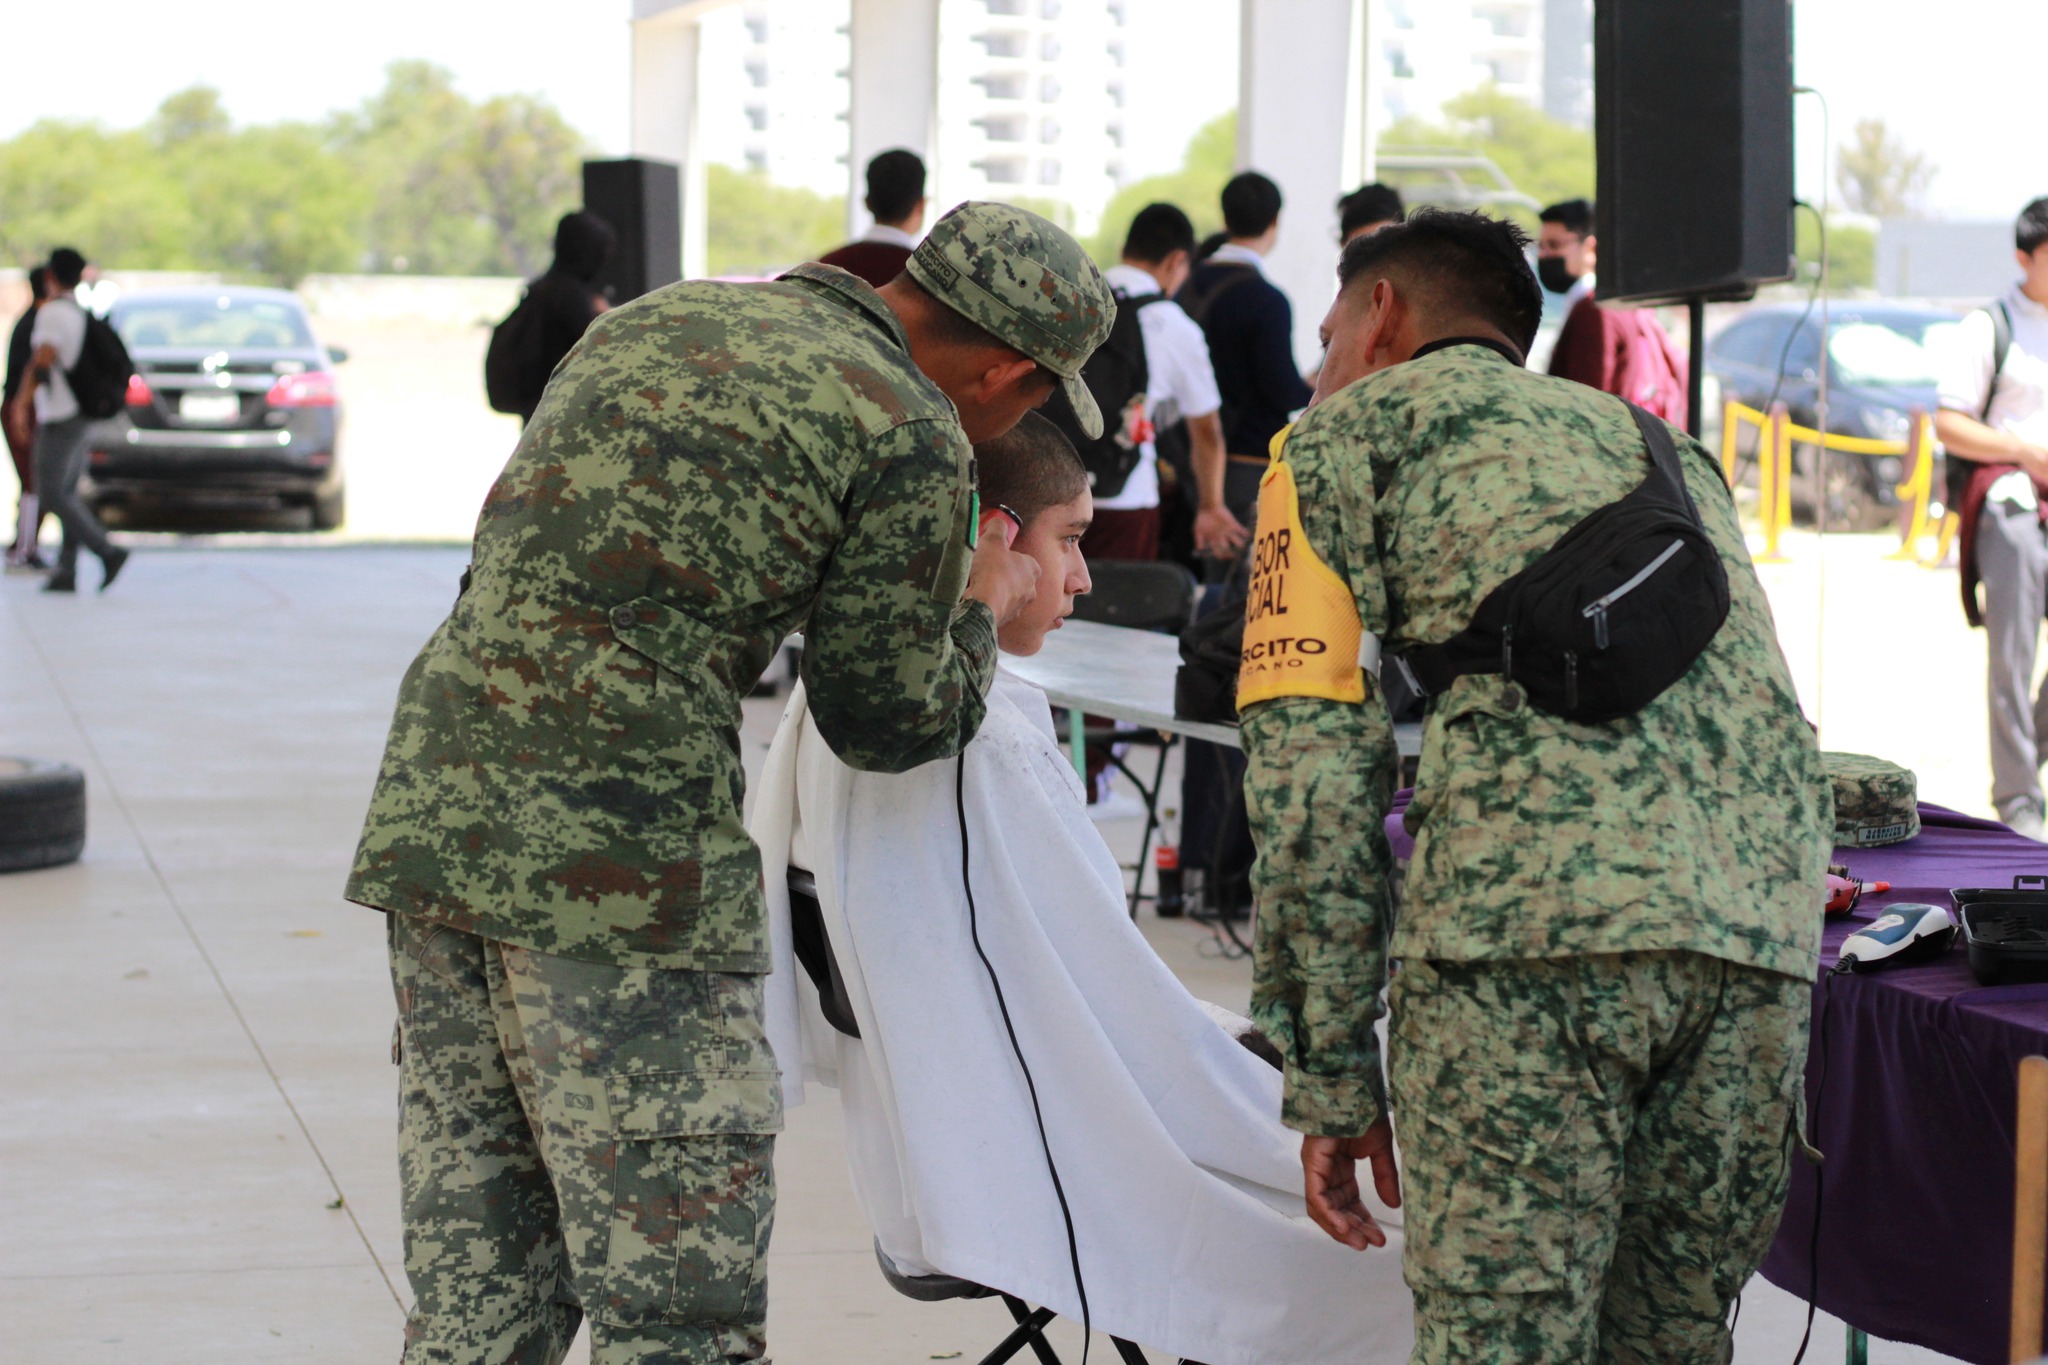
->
[[1538, 198, 1595, 238], [1221, 172, 1283, 240], [47, 247, 86, 290], [1338, 183, 1406, 237], [1337, 208, 1544, 361], [1122, 203, 1197, 265], [2019, 197, 2048, 255], [27, 265, 47, 299], [865, 149, 927, 226], [975, 411, 1088, 528]]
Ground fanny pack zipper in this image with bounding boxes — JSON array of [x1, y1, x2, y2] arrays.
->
[[1581, 537, 1685, 649]]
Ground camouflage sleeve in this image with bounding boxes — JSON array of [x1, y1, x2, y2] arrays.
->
[[1241, 415, 1399, 1137], [804, 417, 998, 773]]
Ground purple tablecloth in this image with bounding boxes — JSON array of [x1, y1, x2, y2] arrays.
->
[[1760, 804, 2048, 1364], [1385, 798, 2048, 1363]]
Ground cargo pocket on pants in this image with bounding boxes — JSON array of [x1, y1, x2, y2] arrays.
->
[[596, 1067, 782, 1329], [1392, 1050, 1591, 1297]]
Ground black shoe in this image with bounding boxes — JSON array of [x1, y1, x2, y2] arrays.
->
[[99, 547, 130, 592], [42, 571, 76, 593]]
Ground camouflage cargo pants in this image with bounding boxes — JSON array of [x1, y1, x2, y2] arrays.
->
[[1386, 950, 1810, 1365], [388, 912, 782, 1365]]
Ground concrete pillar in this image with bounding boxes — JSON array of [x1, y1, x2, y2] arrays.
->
[[845, 0, 942, 241], [1238, 0, 1374, 371], [631, 5, 711, 279]]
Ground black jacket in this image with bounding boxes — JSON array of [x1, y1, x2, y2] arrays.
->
[[1177, 261, 1312, 458], [519, 211, 617, 418]]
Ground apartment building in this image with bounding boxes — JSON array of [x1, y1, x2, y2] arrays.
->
[[695, 0, 1126, 236], [1376, 0, 1590, 129]]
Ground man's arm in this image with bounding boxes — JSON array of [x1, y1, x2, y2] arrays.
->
[[1240, 417, 1399, 1136], [1930, 306, 2048, 477], [804, 417, 1001, 773], [1186, 411, 1246, 555], [1934, 409, 2048, 478]]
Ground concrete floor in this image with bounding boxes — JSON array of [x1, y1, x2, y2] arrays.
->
[[0, 542, 1967, 1364]]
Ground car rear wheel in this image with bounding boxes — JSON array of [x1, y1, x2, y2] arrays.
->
[[0, 757, 87, 872], [311, 486, 346, 532]]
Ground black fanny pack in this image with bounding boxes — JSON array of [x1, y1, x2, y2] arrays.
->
[[1389, 401, 1730, 725]]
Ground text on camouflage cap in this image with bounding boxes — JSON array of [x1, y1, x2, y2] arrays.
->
[[907, 201, 1116, 439]]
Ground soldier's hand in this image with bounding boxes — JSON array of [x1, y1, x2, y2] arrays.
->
[[1302, 1119, 1400, 1251], [964, 518, 1041, 625]]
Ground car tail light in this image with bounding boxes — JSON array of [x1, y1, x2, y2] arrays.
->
[[266, 371, 339, 408], [125, 374, 153, 407]]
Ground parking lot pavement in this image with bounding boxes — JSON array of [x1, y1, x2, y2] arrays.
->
[[0, 545, 1967, 1363]]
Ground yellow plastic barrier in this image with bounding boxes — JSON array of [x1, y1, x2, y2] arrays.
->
[[1719, 399, 1950, 565], [1722, 400, 1792, 561]]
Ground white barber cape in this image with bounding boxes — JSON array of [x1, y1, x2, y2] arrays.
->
[[750, 668, 1411, 1365]]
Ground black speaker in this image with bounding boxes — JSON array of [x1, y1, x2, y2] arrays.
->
[[1593, 0, 1795, 304], [582, 158, 681, 304]]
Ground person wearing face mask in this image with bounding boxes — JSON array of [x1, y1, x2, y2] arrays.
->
[[1237, 209, 1827, 1364], [1538, 198, 1689, 424]]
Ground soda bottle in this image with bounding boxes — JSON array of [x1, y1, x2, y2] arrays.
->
[[1154, 805, 1185, 918]]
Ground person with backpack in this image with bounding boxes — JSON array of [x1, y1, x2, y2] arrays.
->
[[485, 211, 616, 423], [1047, 202, 1243, 563], [1932, 195, 2048, 839], [1177, 172, 1316, 524], [1238, 211, 1827, 1362], [1538, 198, 1689, 426], [2, 248, 127, 593]]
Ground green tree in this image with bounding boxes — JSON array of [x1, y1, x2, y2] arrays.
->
[[0, 68, 589, 285], [0, 119, 199, 270], [178, 122, 365, 283], [328, 62, 587, 277], [1835, 118, 1934, 220], [1795, 213, 1876, 293], [704, 164, 845, 277], [1379, 84, 1594, 224], [1088, 112, 1236, 264], [473, 94, 586, 277], [330, 61, 492, 274], [152, 86, 231, 147]]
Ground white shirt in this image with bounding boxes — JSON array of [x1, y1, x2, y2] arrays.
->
[[1935, 282, 2048, 507], [1095, 264, 1226, 511], [1205, 241, 1270, 276], [860, 223, 919, 250], [29, 294, 87, 423]]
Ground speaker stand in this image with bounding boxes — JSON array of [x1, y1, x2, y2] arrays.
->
[[1685, 296, 1706, 441]]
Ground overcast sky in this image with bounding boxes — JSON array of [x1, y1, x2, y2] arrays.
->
[[1, 0, 2036, 223]]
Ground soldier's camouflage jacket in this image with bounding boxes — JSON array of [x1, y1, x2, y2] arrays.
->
[[347, 264, 996, 972], [1240, 344, 1832, 1136]]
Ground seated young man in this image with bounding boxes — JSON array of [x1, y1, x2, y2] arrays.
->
[[750, 415, 1411, 1365]]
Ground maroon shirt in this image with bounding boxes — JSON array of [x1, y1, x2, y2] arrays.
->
[[816, 240, 914, 290]]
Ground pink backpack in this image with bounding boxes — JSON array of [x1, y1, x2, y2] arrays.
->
[[1611, 310, 1689, 427]]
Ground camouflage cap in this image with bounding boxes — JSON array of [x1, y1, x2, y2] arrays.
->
[[1824, 751, 1920, 847], [906, 201, 1117, 438]]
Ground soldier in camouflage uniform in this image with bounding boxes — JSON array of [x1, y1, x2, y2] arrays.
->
[[1236, 211, 1831, 1362], [347, 202, 1115, 1364]]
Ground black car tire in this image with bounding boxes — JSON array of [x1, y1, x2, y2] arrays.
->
[[311, 486, 346, 532], [0, 757, 86, 873]]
